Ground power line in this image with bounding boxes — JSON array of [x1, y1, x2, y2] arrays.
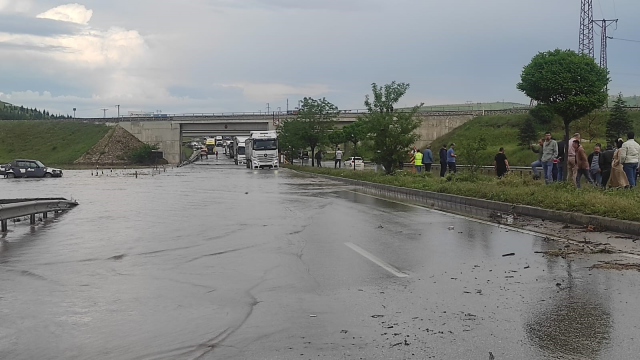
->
[[607, 36, 640, 43]]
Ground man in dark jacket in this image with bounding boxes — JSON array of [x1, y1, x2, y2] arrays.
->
[[556, 140, 565, 181], [587, 144, 605, 186], [600, 144, 615, 187], [439, 144, 447, 178]]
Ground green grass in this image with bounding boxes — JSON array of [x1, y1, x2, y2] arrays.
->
[[182, 146, 194, 159], [0, 121, 110, 166], [289, 166, 640, 222], [431, 112, 640, 166]]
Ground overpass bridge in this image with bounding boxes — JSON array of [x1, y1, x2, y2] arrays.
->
[[80, 109, 528, 164]]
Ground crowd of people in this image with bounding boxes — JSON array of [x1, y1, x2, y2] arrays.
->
[[409, 131, 640, 189], [522, 131, 640, 188]]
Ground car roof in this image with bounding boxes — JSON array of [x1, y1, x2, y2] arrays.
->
[[14, 159, 38, 162]]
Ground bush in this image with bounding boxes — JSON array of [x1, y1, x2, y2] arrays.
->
[[129, 143, 159, 164]]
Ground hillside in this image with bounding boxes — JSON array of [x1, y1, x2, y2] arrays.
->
[[0, 102, 71, 120], [0, 121, 110, 165], [431, 111, 640, 166]]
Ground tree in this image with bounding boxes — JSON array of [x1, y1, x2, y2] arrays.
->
[[517, 117, 538, 147], [295, 97, 339, 167], [277, 118, 307, 164], [606, 94, 632, 145], [327, 129, 346, 151], [342, 121, 367, 156], [517, 49, 609, 180], [359, 82, 423, 174], [529, 104, 555, 125], [458, 135, 488, 175]]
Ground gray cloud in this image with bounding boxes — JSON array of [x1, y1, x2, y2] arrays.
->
[[0, 14, 82, 36]]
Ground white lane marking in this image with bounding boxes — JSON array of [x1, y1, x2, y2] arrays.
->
[[345, 242, 408, 278], [344, 190, 640, 257], [343, 189, 570, 242]]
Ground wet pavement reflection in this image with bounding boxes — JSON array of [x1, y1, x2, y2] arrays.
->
[[0, 157, 639, 359]]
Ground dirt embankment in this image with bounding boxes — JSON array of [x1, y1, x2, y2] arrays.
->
[[75, 125, 144, 166]]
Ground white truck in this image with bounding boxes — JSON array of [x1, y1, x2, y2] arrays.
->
[[245, 131, 279, 170], [233, 136, 249, 165], [215, 135, 223, 147]]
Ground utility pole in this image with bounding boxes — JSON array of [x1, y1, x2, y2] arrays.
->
[[266, 103, 270, 114], [579, 0, 595, 59], [286, 99, 289, 113], [595, 19, 618, 70], [73, 108, 76, 118], [115, 104, 120, 118], [101, 108, 109, 118]]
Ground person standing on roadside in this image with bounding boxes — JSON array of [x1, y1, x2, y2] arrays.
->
[[587, 144, 604, 187], [601, 144, 615, 187], [541, 132, 558, 184], [494, 147, 509, 178], [556, 138, 565, 181], [573, 140, 594, 188], [619, 131, 640, 187], [315, 150, 322, 168], [334, 148, 343, 168], [423, 146, 433, 173], [414, 149, 423, 174], [608, 138, 630, 188], [447, 143, 457, 174], [530, 138, 544, 180], [566, 133, 580, 184], [439, 144, 448, 177]]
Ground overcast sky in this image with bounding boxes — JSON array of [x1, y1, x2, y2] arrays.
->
[[0, 0, 638, 117]]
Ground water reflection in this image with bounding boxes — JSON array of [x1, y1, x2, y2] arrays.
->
[[525, 262, 612, 359]]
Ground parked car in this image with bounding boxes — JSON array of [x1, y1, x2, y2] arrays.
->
[[344, 157, 365, 170], [5, 159, 63, 178]]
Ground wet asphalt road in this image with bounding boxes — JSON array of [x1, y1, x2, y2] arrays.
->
[[1, 154, 639, 360]]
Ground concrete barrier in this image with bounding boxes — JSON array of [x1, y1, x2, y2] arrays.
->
[[299, 172, 640, 236]]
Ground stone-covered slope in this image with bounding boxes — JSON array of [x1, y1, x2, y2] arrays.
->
[[75, 125, 144, 165]]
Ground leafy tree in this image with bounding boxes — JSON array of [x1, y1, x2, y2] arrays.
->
[[294, 97, 339, 167], [606, 94, 632, 145], [458, 135, 488, 175], [517, 117, 538, 147], [529, 104, 555, 125], [342, 121, 367, 156], [517, 49, 609, 180], [359, 81, 423, 174], [327, 129, 346, 151], [277, 118, 307, 164]]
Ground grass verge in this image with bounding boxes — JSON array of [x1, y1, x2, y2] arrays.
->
[[0, 121, 110, 166], [288, 165, 640, 222]]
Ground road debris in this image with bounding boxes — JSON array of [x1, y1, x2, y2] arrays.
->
[[502, 253, 515, 257], [590, 261, 640, 272]]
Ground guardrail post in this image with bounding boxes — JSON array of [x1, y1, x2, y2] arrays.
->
[[30, 214, 36, 225], [1, 220, 7, 232]]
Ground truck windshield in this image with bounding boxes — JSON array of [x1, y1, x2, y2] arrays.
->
[[253, 139, 278, 151], [237, 147, 245, 155]]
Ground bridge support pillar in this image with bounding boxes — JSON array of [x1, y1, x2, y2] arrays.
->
[[43, 212, 48, 219], [1, 220, 7, 233], [30, 214, 36, 225]]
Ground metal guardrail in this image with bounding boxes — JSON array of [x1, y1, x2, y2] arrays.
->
[[0, 198, 79, 232], [178, 149, 201, 167]]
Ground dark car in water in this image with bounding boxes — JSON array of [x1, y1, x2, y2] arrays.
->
[[4, 159, 63, 178]]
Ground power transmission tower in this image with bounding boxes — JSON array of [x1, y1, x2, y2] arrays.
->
[[579, 0, 595, 58], [101, 108, 109, 118], [594, 19, 618, 69]]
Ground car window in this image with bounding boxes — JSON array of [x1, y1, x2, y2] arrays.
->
[[29, 162, 38, 168]]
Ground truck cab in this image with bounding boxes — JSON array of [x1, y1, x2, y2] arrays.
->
[[245, 131, 279, 170]]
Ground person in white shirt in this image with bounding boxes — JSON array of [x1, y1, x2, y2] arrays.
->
[[334, 148, 343, 168], [619, 131, 640, 187]]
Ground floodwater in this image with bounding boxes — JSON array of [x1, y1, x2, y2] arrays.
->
[[1, 155, 639, 359]]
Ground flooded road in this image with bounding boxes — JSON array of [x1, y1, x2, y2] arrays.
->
[[1, 156, 639, 359]]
